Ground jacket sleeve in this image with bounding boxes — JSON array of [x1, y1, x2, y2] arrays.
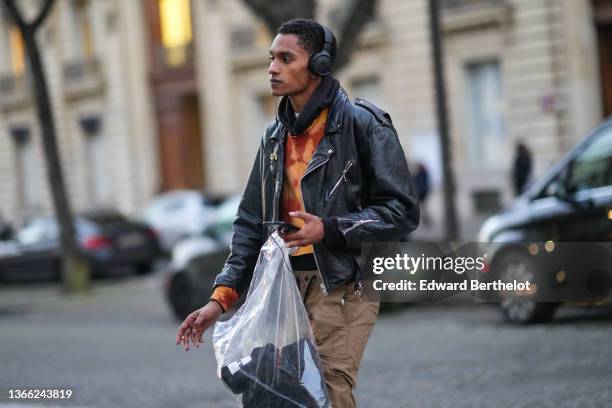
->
[[213, 140, 265, 294], [322, 123, 420, 250]]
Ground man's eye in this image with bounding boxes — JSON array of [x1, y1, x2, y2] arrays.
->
[[269, 55, 274, 61], [283, 57, 291, 63]]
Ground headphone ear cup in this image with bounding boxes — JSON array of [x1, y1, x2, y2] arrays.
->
[[309, 51, 332, 77]]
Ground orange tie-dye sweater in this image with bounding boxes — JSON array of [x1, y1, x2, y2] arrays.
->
[[280, 108, 328, 256]]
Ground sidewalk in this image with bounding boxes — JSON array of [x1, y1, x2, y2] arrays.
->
[[0, 270, 165, 316]]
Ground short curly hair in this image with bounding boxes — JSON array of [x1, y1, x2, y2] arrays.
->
[[277, 18, 337, 63]]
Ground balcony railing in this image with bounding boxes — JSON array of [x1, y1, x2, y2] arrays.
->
[[441, 0, 513, 32], [63, 57, 104, 99], [441, 0, 507, 10], [153, 43, 195, 71], [0, 73, 30, 109]]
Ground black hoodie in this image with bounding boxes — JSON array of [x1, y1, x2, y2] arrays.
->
[[278, 75, 340, 136]]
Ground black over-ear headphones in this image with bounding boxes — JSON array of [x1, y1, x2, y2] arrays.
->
[[308, 24, 334, 77]]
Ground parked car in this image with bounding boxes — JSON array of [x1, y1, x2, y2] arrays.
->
[[0, 211, 161, 283], [141, 190, 226, 254], [165, 195, 240, 320], [0, 223, 59, 282], [478, 119, 612, 323], [80, 210, 161, 276]]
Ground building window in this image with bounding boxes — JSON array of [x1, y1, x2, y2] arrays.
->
[[464, 60, 505, 170], [12, 127, 39, 210], [231, 22, 271, 51], [80, 116, 110, 206], [69, 0, 94, 59], [231, 26, 255, 50], [158, 0, 193, 67]]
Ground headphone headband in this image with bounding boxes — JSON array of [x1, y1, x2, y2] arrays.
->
[[321, 25, 334, 55]]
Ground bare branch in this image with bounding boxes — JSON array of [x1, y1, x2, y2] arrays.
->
[[32, 0, 55, 31], [2, 0, 28, 30], [2, 0, 56, 32]]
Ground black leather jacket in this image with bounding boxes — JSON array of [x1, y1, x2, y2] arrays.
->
[[213, 87, 420, 295]]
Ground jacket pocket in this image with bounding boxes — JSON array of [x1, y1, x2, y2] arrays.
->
[[327, 160, 353, 199]]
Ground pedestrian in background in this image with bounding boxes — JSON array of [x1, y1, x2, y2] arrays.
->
[[512, 142, 532, 196], [176, 18, 419, 407], [414, 162, 431, 226]]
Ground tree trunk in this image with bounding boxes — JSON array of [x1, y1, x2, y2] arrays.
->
[[3, 0, 91, 292]]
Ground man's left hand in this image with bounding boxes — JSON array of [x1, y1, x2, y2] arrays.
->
[[280, 211, 324, 248]]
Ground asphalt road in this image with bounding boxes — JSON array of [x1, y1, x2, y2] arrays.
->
[[1, 270, 611, 408]]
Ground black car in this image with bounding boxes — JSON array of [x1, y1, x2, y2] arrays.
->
[[165, 245, 232, 320], [80, 210, 161, 276], [0, 211, 161, 283], [478, 119, 612, 323]]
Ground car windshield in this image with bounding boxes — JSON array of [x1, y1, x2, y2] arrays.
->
[[17, 218, 57, 245], [566, 126, 612, 193], [143, 192, 196, 221], [17, 218, 98, 245]]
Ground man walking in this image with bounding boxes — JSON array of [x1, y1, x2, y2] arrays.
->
[[176, 18, 419, 406]]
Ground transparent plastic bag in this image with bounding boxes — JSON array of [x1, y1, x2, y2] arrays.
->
[[213, 232, 330, 408]]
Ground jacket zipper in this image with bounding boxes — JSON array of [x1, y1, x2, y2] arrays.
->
[[327, 160, 352, 199], [336, 217, 379, 234], [302, 155, 330, 179], [300, 155, 331, 296], [271, 139, 284, 223]]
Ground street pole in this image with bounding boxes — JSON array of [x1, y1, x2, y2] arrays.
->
[[428, 0, 460, 241]]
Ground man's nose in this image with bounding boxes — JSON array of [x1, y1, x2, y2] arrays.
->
[[268, 59, 279, 76]]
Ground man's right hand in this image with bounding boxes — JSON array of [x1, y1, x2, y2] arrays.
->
[[175, 301, 223, 351]]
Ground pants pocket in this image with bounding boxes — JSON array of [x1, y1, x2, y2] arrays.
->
[[342, 284, 379, 367], [309, 291, 349, 359]]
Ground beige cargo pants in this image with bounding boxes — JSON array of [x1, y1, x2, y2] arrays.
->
[[295, 270, 379, 408]]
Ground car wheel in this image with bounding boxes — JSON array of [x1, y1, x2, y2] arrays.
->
[[167, 273, 195, 321], [496, 251, 559, 324]]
